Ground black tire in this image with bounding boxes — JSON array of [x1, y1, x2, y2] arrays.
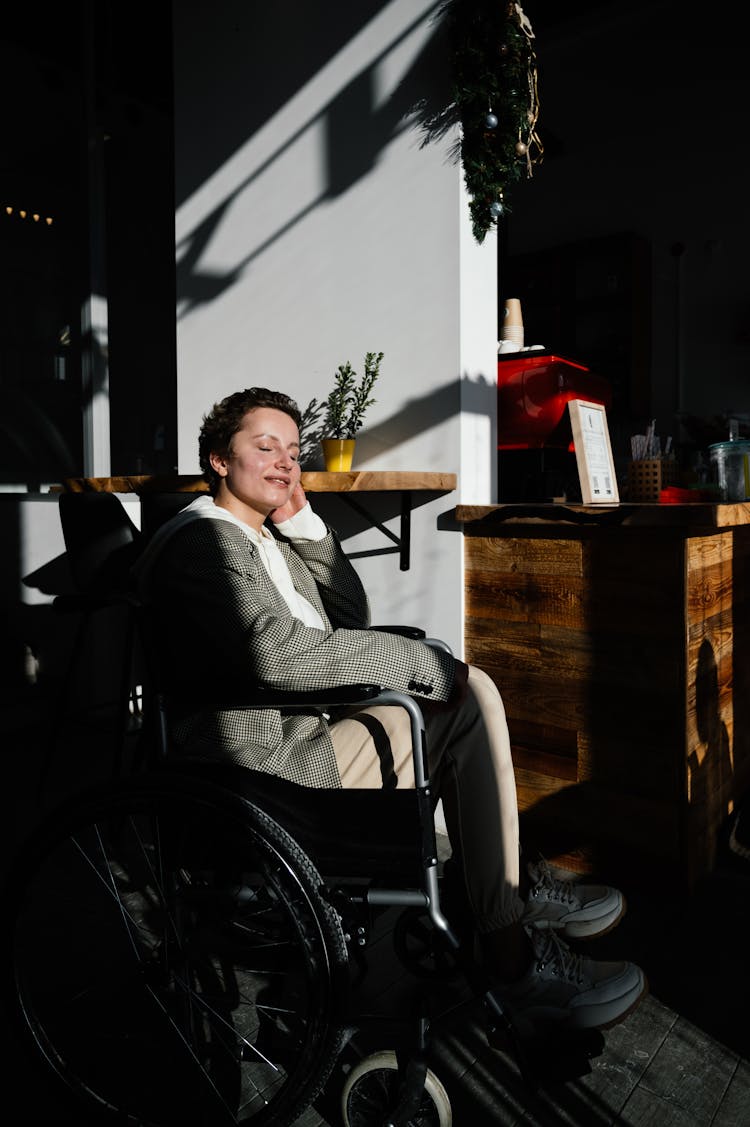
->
[[341, 1050, 451, 1127], [3, 770, 350, 1126]]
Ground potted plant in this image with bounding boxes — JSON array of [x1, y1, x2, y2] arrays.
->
[[301, 351, 383, 471]]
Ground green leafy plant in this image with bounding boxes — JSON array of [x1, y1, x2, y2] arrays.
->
[[323, 353, 382, 438], [298, 352, 383, 464], [303, 350, 383, 444]]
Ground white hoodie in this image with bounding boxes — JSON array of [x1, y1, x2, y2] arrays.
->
[[133, 494, 326, 629]]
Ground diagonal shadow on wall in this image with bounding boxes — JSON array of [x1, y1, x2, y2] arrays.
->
[[175, 2, 447, 320]]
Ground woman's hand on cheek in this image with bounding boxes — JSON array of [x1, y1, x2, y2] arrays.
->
[[270, 481, 307, 524]]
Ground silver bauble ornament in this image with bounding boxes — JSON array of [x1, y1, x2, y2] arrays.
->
[[485, 112, 499, 129]]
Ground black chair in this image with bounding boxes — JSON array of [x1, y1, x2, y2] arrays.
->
[[138, 489, 195, 539], [38, 492, 144, 793], [57, 490, 143, 594], [7, 492, 532, 1127]]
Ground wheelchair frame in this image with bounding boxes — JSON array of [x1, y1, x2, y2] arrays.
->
[[3, 493, 529, 1126]]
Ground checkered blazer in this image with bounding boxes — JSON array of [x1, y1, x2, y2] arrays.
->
[[147, 517, 456, 787]]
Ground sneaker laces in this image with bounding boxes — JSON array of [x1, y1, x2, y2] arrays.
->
[[529, 857, 577, 906], [528, 926, 586, 985]]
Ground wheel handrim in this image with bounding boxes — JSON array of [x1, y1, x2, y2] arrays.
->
[[9, 777, 348, 1125]]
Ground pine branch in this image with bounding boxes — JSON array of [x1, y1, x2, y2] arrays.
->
[[320, 353, 383, 439], [416, 0, 543, 244]]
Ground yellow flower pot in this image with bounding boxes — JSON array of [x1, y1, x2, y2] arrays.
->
[[321, 438, 355, 472]]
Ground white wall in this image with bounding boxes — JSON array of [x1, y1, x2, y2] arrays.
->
[[172, 0, 498, 654]]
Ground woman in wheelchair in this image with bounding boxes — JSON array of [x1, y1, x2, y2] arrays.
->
[[134, 386, 647, 1039]]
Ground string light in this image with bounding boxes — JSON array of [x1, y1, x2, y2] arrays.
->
[[4, 202, 55, 225]]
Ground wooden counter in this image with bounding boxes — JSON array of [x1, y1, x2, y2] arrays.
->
[[455, 502, 750, 889]]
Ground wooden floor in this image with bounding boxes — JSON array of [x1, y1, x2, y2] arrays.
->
[[4, 697, 750, 1126]]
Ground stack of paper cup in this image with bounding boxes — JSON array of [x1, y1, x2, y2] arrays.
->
[[501, 298, 524, 349]]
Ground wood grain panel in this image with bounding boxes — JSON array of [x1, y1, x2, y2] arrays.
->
[[465, 619, 591, 677], [465, 572, 586, 627], [463, 536, 584, 576], [460, 506, 750, 887], [686, 536, 734, 622]]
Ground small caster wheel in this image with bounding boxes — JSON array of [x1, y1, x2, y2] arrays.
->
[[341, 1049, 451, 1126]]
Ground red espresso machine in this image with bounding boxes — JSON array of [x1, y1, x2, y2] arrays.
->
[[497, 351, 612, 501]]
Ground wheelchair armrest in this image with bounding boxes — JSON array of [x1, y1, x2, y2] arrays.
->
[[267, 686, 431, 788], [423, 637, 453, 656], [224, 683, 386, 710], [297, 685, 431, 790], [370, 625, 426, 639], [53, 590, 140, 615], [170, 682, 387, 717], [161, 686, 431, 787], [370, 624, 453, 658]]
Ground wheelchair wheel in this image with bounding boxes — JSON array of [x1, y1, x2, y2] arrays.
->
[[4, 770, 350, 1126], [341, 1050, 451, 1127]]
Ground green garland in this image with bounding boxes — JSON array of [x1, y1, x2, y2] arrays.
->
[[419, 0, 543, 244]]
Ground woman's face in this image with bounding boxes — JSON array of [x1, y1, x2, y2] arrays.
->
[[210, 407, 301, 527]]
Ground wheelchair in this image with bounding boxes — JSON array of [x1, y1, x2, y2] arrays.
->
[[3, 492, 534, 1126]]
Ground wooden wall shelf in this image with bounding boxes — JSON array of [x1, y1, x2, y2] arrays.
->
[[62, 471, 456, 495], [61, 472, 457, 572]]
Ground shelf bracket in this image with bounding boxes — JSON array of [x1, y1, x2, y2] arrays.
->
[[337, 491, 412, 571]]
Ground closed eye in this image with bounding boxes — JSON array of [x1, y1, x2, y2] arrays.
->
[[259, 443, 298, 462]]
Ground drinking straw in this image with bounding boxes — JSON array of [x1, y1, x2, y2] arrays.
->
[[645, 420, 655, 457]]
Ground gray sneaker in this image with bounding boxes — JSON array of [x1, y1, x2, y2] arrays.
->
[[523, 858, 625, 939], [729, 810, 750, 861], [503, 927, 647, 1034]]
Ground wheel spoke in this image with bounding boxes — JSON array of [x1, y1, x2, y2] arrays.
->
[[7, 773, 349, 1125]]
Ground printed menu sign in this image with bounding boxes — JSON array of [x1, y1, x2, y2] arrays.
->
[[568, 400, 619, 504]]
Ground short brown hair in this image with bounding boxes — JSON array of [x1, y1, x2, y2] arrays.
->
[[198, 388, 302, 495]]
